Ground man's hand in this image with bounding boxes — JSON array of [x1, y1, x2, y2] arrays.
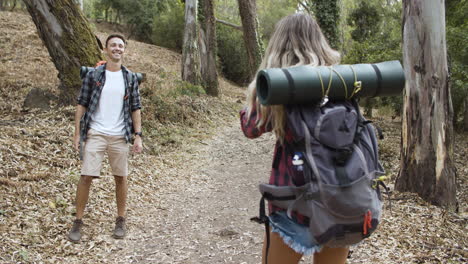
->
[[132, 136, 143, 153], [73, 134, 80, 151]]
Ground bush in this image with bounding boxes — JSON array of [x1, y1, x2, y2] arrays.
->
[[151, 1, 185, 51], [216, 24, 251, 85], [169, 80, 206, 98]]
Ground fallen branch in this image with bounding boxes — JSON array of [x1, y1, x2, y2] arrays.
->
[[215, 18, 242, 31]]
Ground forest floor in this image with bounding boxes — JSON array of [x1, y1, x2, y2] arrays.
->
[[0, 11, 467, 264]]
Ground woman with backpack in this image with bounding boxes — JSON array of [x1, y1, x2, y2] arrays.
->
[[240, 13, 349, 264]]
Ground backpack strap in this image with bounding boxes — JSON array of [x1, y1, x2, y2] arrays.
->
[[93, 65, 105, 83], [302, 121, 322, 183], [127, 70, 134, 90], [250, 192, 297, 264], [250, 195, 269, 263]]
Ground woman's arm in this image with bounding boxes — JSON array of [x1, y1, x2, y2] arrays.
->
[[240, 104, 271, 139]]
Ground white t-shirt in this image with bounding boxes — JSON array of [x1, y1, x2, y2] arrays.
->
[[89, 70, 126, 135]]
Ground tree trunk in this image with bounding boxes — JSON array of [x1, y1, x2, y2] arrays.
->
[[237, 0, 263, 80], [396, 0, 457, 210], [10, 0, 16, 11], [464, 97, 468, 131], [310, 0, 340, 49], [115, 9, 121, 24], [199, 0, 218, 96], [23, 0, 103, 105], [182, 0, 201, 85]]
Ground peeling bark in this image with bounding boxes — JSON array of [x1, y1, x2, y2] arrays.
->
[[199, 0, 218, 96], [182, 0, 201, 85], [396, 0, 457, 210], [23, 0, 103, 105]]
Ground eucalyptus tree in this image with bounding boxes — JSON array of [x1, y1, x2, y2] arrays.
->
[[396, 0, 457, 210]]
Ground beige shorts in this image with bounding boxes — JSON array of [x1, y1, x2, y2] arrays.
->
[[81, 129, 129, 177]]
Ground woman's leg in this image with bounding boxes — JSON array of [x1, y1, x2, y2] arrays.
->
[[313, 246, 349, 264], [262, 230, 303, 264]]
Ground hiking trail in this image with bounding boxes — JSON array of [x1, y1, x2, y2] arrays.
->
[[106, 118, 312, 263]]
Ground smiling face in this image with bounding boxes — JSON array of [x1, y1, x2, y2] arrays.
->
[[104, 37, 125, 62]]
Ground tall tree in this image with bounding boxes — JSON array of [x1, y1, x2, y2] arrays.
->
[[237, 0, 263, 79], [182, 0, 201, 85], [199, 0, 219, 96], [305, 0, 340, 49], [23, 0, 102, 105], [396, 0, 457, 210], [445, 0, 468, 130], [77, 0, 83, 10]]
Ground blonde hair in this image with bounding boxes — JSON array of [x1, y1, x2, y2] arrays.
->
[[247, 13, 340, 142]]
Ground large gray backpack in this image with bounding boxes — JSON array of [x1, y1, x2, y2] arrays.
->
[[252, 99, 387, 252]]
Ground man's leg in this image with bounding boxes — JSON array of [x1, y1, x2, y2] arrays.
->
[[109, 135, 129, 239], [113, 175, 128, 239], [75, 175, 94, 219], [114, 175, 128, 217], [69, 129, 105, 242], [69, 175, 94, 242]]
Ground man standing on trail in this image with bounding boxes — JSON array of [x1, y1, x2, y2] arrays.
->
[[68, 34, 143, 242]]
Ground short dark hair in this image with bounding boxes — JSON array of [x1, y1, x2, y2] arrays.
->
[[105, 34, 126, 48]]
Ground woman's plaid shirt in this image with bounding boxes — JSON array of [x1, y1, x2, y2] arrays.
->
[[240, 105, 308, 225], [77, 64, 141, 144]]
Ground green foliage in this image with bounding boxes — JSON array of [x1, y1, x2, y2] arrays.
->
[[347, 1, 380, 41], [216, 24, 251, 85], [151, 1, 185, 51], [119, 0, 157, 42], [343, 0, 402, 116], [88, 0, 185, 48], [83, 0, 97, 18], [169, 80, 206, 97], [257, 0, 296, 42], [446, 0, 468, 127], [306, 0, 340, 49]]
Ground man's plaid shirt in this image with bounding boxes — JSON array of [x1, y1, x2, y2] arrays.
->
[[77, 64, 141, 143]]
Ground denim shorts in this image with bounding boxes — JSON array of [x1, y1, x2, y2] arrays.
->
[[269, 211, 323, 255]]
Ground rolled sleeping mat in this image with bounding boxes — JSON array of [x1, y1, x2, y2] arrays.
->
[[79, 66, 145, 84], [256, 60, 405, 105]]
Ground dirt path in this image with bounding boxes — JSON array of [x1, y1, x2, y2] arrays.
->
[[86, 116, 467, 264], [108, 119, 281, 263]]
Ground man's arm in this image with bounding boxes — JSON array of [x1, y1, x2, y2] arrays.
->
[[73, 105, 87, 151], [132, 109, 143, 153]]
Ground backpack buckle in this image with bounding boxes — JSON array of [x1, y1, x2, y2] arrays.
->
[[250, 216, 268, 224]]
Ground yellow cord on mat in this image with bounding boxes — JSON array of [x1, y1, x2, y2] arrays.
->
[[315, 68, 325, 97], [316, 65, 362, 100], [330, 67, 348, 99], [349, 65, 362, 98], [326, 66, 333, 97]]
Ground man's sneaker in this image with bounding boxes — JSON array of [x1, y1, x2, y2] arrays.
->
[[113, 216, 126, 239], [68, 219, 83, 242]]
